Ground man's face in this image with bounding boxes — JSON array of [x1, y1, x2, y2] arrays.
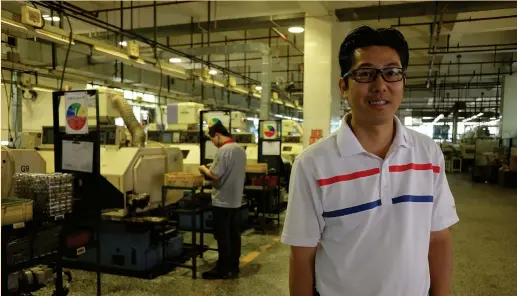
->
[[210, 133, 220, 147], [339, 46, 405, 125]]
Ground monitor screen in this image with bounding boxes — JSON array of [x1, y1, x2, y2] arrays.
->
[[162, 132, 173, 143]]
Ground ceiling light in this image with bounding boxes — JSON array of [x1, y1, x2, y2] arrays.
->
[[288, 26, 304, 33], [32, 86, 55, 92], [1, 17, 28, 31], [35, 29, 74, 45], [169, 57, 182, 63], [94, 45, 129, 59], [432, 114, 444, 124], [119, 41, 127, 47], [43, 15, 60, 22], [208, 69, 218, 75], [255, 85, 262, 91]]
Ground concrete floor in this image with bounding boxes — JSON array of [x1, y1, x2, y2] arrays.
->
[[34, 173, 517, 296]]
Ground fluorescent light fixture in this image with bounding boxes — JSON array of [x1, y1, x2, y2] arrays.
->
[[255, 85, 262, 91], [490, 117, 496, 120], [432, 114, 444, 124], [208, 69, 218, 75], [32, 86, 55, 92], [423, 117, 433, 120], [288, 26, 304, 33], [35, 29, 74, 45], [462, 112, 484, 123], [43, 15, 60, 22], [405, 108, 412, 112], [119, 41, 127, 47], [169, 58, 182, 63], [94, 45, 129, 60], [274, 114, 284, 118], [1, 17, 28, 31]]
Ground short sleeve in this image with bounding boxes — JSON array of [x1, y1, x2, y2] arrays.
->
[[210, 150, 227, 177], [281, 158, 325, 247], [431, 151, 460, 231]]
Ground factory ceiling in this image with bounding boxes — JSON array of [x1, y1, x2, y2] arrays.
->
[[2, 1, 517, 116]]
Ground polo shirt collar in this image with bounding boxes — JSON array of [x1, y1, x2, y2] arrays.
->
[[336, 113, 413, 157]]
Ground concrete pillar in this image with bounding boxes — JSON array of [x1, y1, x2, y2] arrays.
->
[[303, 17, 350, 147], [501, 75, 517, 138], [260, 52, 272, 120]]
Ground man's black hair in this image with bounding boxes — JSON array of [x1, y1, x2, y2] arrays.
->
[[338, 26, 409, 77], [208, 123, 231, 137]]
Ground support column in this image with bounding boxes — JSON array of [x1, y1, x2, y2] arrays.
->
[[11, 72, 21, 142], [260, 52, 272, 120], [501, 75, 517, 138], [303, 17, 350, 147]]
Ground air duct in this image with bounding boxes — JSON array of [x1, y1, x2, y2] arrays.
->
[[110, 94, 145, 147]]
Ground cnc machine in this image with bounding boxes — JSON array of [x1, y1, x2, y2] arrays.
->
[[281, 120, 304, 164]]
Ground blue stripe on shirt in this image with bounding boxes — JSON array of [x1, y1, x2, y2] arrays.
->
[[392, 195, 434, 204], [322, 199, 382, 218]]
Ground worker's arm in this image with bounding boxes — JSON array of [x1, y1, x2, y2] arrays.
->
[[281, 158, 324, 296], [429, 148, 460, 296], [199, 165, 220, 180], [429, 229, 453, 296], [290, 246, 317, 296]]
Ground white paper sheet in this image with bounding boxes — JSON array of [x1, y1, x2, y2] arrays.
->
[[62, 140, 94, 173], [262, 141, 281, 156]]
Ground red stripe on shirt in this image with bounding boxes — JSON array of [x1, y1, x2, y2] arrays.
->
[[317, 168, 381, 186], [389, 163, 440, 173]]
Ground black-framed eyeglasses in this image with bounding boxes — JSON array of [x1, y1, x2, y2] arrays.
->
[[344, 67, 405, 83]]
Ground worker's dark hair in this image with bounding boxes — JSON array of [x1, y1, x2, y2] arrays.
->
[[338, 26, 409, 77], [208, 123, 230, 137]]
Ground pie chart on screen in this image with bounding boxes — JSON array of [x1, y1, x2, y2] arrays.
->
[[66, 103, 87, 131], [264, 125, 276, 138]]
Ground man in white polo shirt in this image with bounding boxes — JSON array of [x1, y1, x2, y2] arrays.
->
[[282, 26, 459, 296]]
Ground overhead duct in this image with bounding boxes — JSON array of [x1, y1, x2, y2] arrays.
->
[[181, 43, 272, 119], [110, 94, 145, 147]]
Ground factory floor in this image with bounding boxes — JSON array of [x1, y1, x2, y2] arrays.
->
[[34, 173, 517, 296]]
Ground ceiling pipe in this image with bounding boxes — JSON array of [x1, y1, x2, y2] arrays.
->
[[426, 3, 447, 89], [34, 1, 263, 87], [270, 27, 304, 55], [392, 13, 517, 28], [88, 1, 197, 15]]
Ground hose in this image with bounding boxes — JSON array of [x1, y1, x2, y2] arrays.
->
[[110, 95, 145, 147]]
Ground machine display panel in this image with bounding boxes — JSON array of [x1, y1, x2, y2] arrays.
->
[[283, 146, 293, 152]]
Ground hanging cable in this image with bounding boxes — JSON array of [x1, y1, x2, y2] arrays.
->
[[59, 12, 73, 91]]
